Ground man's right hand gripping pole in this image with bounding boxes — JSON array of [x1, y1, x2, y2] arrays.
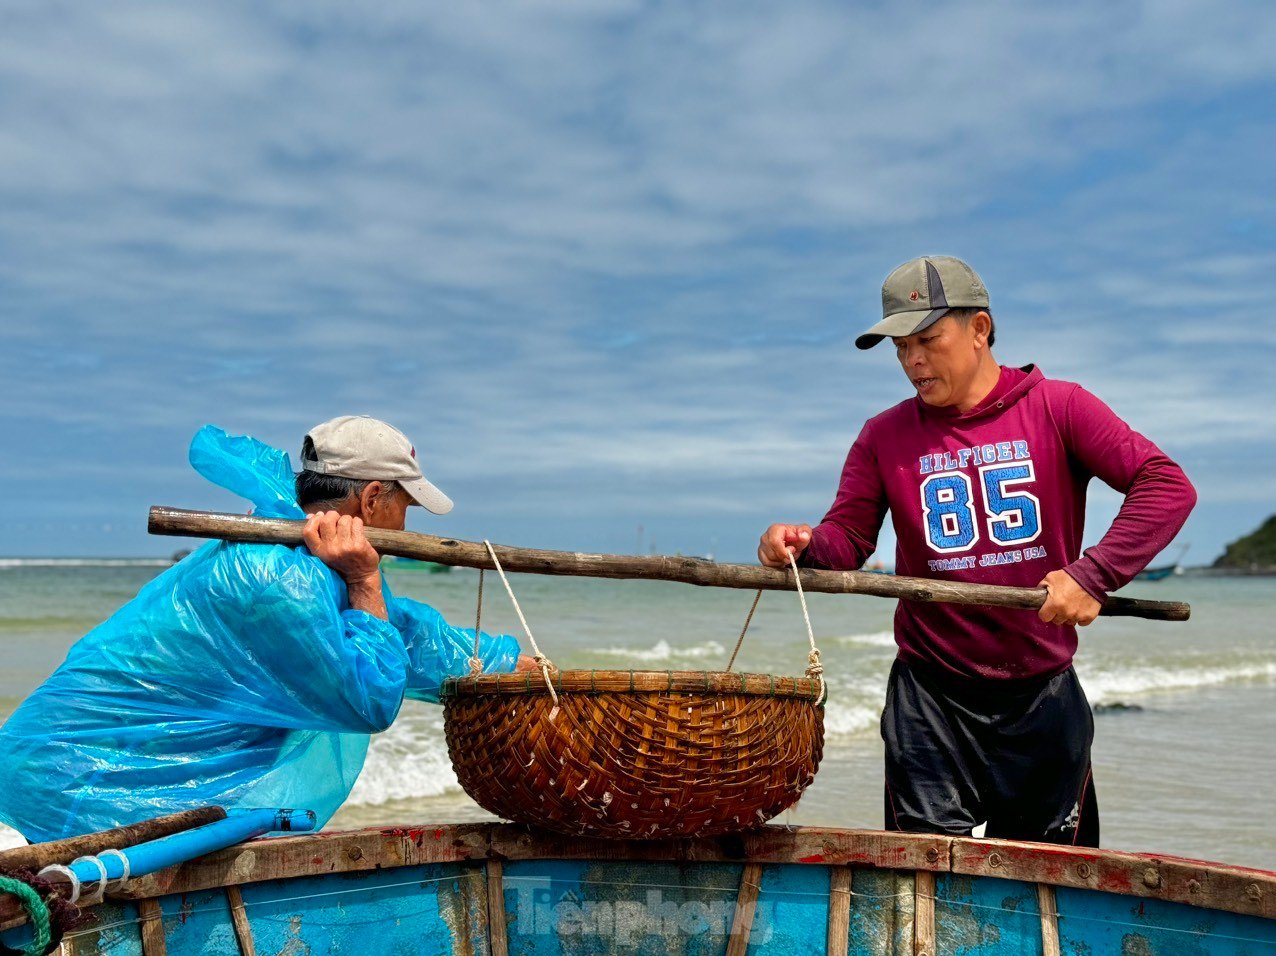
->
[[758, 523, 812, 568]]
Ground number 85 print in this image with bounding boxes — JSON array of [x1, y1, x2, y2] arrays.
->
[[920, 463, 1041, 553]]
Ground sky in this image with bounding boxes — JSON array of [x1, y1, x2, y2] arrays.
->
[[0, 0, 1273, 564]]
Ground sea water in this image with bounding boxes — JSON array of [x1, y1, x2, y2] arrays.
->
[[1, 562, 1273, 868]]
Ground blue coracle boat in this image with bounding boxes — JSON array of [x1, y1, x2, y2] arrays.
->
[[4, 819, 1274, 954]]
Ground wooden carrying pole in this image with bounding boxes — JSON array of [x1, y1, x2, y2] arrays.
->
[[149, 507, 1190, 621]]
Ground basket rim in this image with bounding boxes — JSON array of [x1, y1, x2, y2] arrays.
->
[[441, 669, 823, 700]]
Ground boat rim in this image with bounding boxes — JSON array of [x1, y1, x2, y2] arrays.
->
[[97, 822, 1275, 922]]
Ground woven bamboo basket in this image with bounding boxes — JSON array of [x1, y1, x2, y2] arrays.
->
[[441, 669, 825, 839]]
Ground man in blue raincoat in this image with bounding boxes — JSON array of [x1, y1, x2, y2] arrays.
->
[[0, 416, 525, 842]]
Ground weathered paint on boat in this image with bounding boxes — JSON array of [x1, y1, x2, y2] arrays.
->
[[36, 824, 1276, 954]]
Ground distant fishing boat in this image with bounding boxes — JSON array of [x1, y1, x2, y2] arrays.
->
[[1135, 543, 1190, 582], [3, 819, 1273, 954]]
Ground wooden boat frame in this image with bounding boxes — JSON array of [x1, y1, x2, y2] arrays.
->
[[71, 822, 1274, 955]]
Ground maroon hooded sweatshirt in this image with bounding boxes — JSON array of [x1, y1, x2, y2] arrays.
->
[[804, 364, 1196, 681]]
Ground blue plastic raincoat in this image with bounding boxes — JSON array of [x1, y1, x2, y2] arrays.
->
[[0, 427, 519, 842]]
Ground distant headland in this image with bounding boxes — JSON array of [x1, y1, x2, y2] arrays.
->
[[1212, 516, 1276, 574]]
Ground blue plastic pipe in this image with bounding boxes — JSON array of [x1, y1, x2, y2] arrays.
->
[[0, 808, 315, 950], [73, 801, 316, 883], [66, 807, 315, 886]]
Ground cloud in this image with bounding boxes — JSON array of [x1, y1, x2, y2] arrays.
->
[[0, 0, 1273, 561]]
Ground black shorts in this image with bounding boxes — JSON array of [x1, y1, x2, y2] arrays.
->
[[881, 658, 1099, 846]]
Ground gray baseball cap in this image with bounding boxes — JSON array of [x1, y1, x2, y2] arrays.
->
[[856, 256, 989, 350], [301, 415, 454, 514]]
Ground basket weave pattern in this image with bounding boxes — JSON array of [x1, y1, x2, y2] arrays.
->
[[443, 670, 824, 839]]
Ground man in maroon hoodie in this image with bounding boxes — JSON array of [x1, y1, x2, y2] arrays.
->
[[759, 256, 1195, 846]]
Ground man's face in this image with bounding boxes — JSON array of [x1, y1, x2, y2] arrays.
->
[[364, 484, 413, 531], [891, 313, 985, 407]]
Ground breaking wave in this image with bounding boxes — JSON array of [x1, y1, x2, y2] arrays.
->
[[348, 659, 1276, 806], [349, 705, 462, 805], [590, 639, 727, 663], [1078, 660, 1276, 704], [822, 701, 880, 738], [830, 631, 897, 649]]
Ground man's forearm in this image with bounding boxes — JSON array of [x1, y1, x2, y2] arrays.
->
[[346, 575, 389, 620], [1065, 456, 1197, 600], [802, 520, 877, 571]]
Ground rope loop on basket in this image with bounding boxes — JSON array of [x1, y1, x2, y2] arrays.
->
[[725, 589, 763, 673], [788, 552, 827, 704], [469, 568, 485, 675], [483, 540, 559, 712]]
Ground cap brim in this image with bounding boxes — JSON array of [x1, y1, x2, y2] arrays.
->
[[401, 476, 454, 515], [855, 307, 949, 350]]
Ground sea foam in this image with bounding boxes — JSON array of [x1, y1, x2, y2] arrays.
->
[[830, 631, 897, 648], [591, 639, 727, 662], [348, 704, 462, 806], [1078, 659, 1276, 704]]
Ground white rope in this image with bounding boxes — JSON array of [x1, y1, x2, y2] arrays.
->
[[71, 854, 109, 905], [36, 864, 80, 905], [787, 552, 826, 704], [483, 539, 559, 713], [469, 568, 485, 675], [97, 848, 131, 891]]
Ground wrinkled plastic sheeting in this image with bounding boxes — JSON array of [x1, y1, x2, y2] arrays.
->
[[0, 426, 519, 842]]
